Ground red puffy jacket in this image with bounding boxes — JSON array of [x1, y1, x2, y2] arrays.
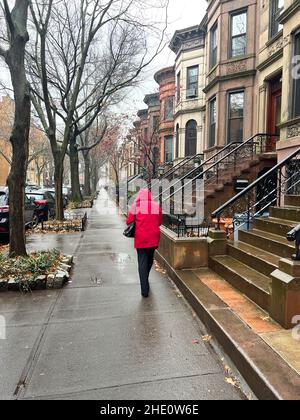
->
[[126, 189, 163, 249]]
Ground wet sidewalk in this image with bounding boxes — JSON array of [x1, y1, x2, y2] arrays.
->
[[0, 192, 243, 400]]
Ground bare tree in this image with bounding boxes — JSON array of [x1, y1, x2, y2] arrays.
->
[[28, 0, 169, 218], [127, 120, 160, 179], [0, 0, 31, 257]]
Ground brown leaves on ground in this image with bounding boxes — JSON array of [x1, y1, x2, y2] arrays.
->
[[0, 244, 9, 254], [202, 335, 212, 342], [27, 219, 82, 235]]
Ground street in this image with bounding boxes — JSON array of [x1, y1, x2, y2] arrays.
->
[[0, 191, 243, 400]]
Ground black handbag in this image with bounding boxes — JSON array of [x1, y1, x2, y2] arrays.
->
[[123, 221, 135, 238], [124, 205, 136, 238]]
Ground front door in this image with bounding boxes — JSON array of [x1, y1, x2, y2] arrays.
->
[[267, 78, 282, 151]]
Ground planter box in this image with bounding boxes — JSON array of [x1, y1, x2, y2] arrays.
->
[[157, 226, 208, 270]]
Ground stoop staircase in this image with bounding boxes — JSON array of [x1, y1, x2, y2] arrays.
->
[[157, 133, 278, 221], [210, 147, 300, 328]]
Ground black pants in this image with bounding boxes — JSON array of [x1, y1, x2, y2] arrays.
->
[[137, 247, 157, 296]]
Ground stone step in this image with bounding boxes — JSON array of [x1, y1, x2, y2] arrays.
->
[[238, 229, 295, 259], [227, 241, 280, 277], [285, 195, 300, 207], [254, 217, 298, 238], [270, 206, 300, 222], [209, 255, 271, 311]]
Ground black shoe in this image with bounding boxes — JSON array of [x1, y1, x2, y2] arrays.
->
[[142, 293, 149, 298]]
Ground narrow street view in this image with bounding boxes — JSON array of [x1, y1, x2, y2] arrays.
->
[[1, 0, 300, 404]]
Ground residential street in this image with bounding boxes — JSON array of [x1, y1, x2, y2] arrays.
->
[[0, 191, 243, 400]]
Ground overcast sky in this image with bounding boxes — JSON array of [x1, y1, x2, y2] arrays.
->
[[123, 0, 207, 112], [0, 0, 208, 115]]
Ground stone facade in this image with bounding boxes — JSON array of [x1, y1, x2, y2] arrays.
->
[[204, 0, 258, 153], [169, 24, 207, 160], [154, 67, 176, 164]]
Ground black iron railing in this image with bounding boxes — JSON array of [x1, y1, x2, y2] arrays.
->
[[157, 134, 279, 212], [211, 145, 300, 236], [287, 225, 300, 261], [163, 214, 211, 238]]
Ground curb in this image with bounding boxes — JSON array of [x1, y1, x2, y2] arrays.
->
[[155, 251, 300, 400]]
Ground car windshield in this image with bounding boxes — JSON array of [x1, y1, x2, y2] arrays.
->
[[26, 193, 45, 201], [0, 192, 7, 206]]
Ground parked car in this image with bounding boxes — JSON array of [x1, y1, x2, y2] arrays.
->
[[41, 189, 69, 210], [25, 189, 68, 222], [62, 186, 71, 199], [0, 187, 38, 241], [26, 190, 55, 220]]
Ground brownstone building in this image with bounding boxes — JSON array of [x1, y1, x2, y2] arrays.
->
[[154, 66, 176, 164], [204, 0, 258, 153]]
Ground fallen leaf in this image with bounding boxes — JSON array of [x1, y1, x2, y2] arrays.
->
[[192, 339, 200, 345], [225, 377, 237, 387], [202, 335, 212, 342]]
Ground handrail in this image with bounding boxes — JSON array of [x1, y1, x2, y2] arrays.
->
[[153, 141, 240, 201], [211, 144, 300, 219], [157, 133, 277, 203], [160, 153, 203, 180]]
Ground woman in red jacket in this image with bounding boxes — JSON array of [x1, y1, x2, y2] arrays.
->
[[126, 188, 163, 298]]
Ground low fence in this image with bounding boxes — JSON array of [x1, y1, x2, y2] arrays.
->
[[40, 211, 88, 232], [163, 214, 211, 238]]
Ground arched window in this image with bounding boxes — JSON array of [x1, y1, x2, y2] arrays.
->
[[185, 120, 197, 157], [176, 124, 180, 158]]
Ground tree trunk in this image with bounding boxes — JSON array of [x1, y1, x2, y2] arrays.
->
[[69, 137, 82, 202], [54, 154, 64, 221], [83, 151, 91, 197], [4, 0, 31, 257]]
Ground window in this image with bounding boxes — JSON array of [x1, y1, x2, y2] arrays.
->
[[177, 72, 181, 103], [176, 124, 180, 158], [185, 120, 197, 157], [228, 91, 244, 143], [144, 127, 148, 142], [153, 116, 159, 132], [164, 96, 174, 120], [186, 66, 199, 98], [210, 25, 218, 69], [209, 98, 217, 148], [153, 146, 160, 174], [270, 0, 284, 38], [292, 31, 300, 118], [230, 11, 247, 58], [164, 136, 173, 162]]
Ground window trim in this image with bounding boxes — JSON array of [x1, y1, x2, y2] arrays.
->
[[186, 65, 199, 99], [208, 97, 217, 148], [185, 120, 197, 157], [229, 9, 248, 59], [164, 135, 173, 163], [176, 124, 180, 158], [227, 90, 245, 144], [269, 0, 284, 40], [210, 23, 218, 69], [292, 29, 300, 119], [164, 96, 174, 121], [177, 72, 181, 103]]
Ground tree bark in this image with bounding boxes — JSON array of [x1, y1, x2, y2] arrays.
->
[[69, 136, 82, 202], [83, 151, 91, 197], [53, 153, 64, 220], [2, 0, 31, 257]]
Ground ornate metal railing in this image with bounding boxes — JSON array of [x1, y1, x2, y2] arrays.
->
[[163, 214, 211, 238], [287, 225, 300, 261], [211, 145, 300, 236], [157, 134, 278, 212]]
